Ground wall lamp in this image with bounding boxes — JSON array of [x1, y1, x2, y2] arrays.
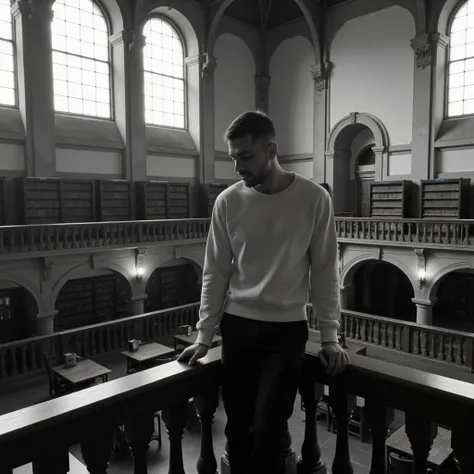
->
[[135, 247, 147, 283], [415, 249, 427, 289]]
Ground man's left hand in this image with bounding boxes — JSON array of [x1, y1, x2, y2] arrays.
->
[[319, 341, 350, 376]]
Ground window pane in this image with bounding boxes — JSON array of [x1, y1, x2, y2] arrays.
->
[[52, 0, 111, 118], [465, 98, 474, 113], [0, 0, 16, 107], [143, 18, 186, 128], [448, 101, 464, 116]]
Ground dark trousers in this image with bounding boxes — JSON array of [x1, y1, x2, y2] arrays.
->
[[220, 313, 308, 474]]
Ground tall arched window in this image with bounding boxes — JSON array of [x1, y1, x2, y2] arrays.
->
[[0, 0, 16, 107], [143, 18, 186, 129], [447, 0, 474, 117], [51, 0, 111, 118]]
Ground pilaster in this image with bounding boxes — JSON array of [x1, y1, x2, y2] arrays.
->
[[110, 30, 147, 190], [130, 294, 147, 316], [255, 75, 271, 113], [12, 0, 56, 177], [36, 310, 58, 336], [311, 62, 332, 183]]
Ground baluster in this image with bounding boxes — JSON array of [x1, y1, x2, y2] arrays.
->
[[405, 414, 436, 474], [413, 330, 421, 355], [361, 319, 367, 342], [355, 318, 360, 340], [452, 424, 474, 474], [368, 320, 374, 343], [298, 377, 326, 474], [32, 447, 69, 474], [125, 411, 155, 474], [162, 400, 189, 474], [9, 348, 17, 377], [456, 338, 463, 365], [448, 338, 455, 362], [395, 326, 401, 350], [81, 426, 114, 474], [329, 385, 354, 474], [194, 386, 219, 474], [365, 398, 389, 474], [420, 331, 428, 357], [429, 334, 436, 358]]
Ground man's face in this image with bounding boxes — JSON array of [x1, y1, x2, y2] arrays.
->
[[228, 134, 276, 188]]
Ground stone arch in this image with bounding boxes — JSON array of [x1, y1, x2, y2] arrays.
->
[[426, 261, 471, 301], [0, 274, 45, 314], [51, 262, 134, 308], [99, 0, 124, 34], [436, 0, 466, 35], [141, 256, 203, 289], [342, 254, 418, 298]]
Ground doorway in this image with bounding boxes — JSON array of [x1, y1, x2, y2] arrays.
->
[[356, 145, 375, 217]]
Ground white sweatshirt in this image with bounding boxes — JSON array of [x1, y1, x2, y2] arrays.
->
[[196, 173, 341, 347]]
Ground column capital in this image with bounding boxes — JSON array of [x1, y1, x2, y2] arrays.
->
[[202, 53, 217, 83], [111, 30, 146, 50], [12, 0, 54, 22], [411, 297, 438, 307], [310, 62, 332, 92], [411, 34, 432, 69], [37, 310, 59, 320], [131, 294, 148, 302]]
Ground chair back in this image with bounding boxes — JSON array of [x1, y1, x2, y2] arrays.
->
[[43, 353, 54, 396], [389, 453, 412, 474]]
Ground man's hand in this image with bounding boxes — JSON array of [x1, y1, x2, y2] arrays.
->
[[177, 343, 209, 366], [319, 341, 350, 376]]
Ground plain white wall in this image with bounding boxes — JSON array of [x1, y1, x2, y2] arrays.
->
[[330, 6, 415, 145], [0, 143, 25, 171], [214, 34, 256, 152], [215, 160, 238, 180], [269, 36, 314, 156], [281, 161, 313, 178], [56, 148, 122, 174], [388, 154, 412, 175], [437, 149, 474, 174], [146, 155, 197, 178]]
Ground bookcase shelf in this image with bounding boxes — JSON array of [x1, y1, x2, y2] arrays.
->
[[420, 178, 470, 219], [62, 179, 96, 223], [369, 180, 411, 218], [16, 177, 62, 224], [136, 181, 168, 220], [167, 182, 190, 219], [96, 180, 132, 222], [206, 183, 228, 216]]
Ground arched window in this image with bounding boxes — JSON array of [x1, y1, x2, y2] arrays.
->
[[51, 0, 111, 118], [143, 18, 186, 129], [0, 0, 16, 107], [447, 0, 474, 117]]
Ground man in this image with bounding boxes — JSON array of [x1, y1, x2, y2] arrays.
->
[[178, 111, 350, 474]]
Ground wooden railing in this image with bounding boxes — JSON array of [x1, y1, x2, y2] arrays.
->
[[0, 218, 210, 255], [2, 347, 474, 473], [0, 303, 200, 381], [336, 217, 474, 247], [307, 305, 474, 370]]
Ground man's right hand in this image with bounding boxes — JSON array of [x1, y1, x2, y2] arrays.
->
[[177, 343, 209, 366]]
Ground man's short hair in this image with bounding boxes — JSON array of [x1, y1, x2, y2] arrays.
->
[[223, 110, 276, 143]]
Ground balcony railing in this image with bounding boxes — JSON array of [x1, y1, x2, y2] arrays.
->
[[0, 303, 200, 381], [307, 305, 474, 370], [336, 217, 474, 248], [2, 346, 474, 473], [0, 219, 210, 256]]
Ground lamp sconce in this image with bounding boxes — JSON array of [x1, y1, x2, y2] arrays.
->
[[135, 247, 147, 283], [415, 248, 427, 289]]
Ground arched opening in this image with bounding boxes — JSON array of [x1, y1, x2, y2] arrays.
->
[[434, 270, 474, 332], [353, 260, 415, 321], [145, 260, 201, 312], [0, 281, 39, 343], [54, 269, 132, 332]]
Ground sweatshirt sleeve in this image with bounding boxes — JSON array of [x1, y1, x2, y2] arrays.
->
[[309, 189, 341, 343], [195, 197, 233, 347]]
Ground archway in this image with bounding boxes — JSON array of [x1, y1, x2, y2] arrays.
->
[[145, 259, 201, 312], [0, 280, 39, 343], [352, 260, 415, 321], [326, 112, 389, 216], [54, 268, 132, 332], [433, 269, 474, 332]]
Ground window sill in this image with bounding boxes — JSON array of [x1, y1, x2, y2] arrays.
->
[[435, 115, 474, 148], [0, 107, 25, 142]]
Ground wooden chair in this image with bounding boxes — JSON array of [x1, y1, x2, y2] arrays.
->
[[43, 353, 68, 398], [388, 453, 412, 474]]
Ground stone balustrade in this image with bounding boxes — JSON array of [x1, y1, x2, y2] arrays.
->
[[307, 305, 474, 370], [0, 303, 200, 381], [2, 346, 474, 473]]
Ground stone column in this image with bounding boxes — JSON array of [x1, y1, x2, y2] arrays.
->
[[410, 33, 449, 216], [130, 294, 147, 316], [412, 298, 438, 326], [199, 53, 218, 184], [311, 62, 331, 184], [12, 0, 56, 177], [339, 285, 353, 310], [255, 75, 271, 113], [110, 30, 147, 191], [36, 310, 58, 336]]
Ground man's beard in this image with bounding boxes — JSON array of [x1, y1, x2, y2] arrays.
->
[[240, 165, 271, 188]]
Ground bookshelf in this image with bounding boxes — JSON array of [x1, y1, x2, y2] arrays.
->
[[62, 179, 96, 223], [206, 183, 228, 216], [96, 180, 132, 222], [167, 182, 190, 219], [369, 180, 411, 218], [420, 178, 470, 219], [136, 181, 168, 220]]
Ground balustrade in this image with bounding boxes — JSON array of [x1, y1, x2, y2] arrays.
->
[[0, 303, 200, 381]]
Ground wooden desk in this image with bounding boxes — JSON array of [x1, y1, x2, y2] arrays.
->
[[174, 332, 222, 352], [53, 359, 111, 391], [386, 425, 453, 471], [121, 342, 174, 373]]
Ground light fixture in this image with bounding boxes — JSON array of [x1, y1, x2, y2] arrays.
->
[[418, 268, 426, 287], [135, 247, 147, 283], [415, 249, 427, 289], [136, 266, 144, 282]]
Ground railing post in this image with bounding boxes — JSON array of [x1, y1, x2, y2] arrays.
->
[[298, 378, 326, 474], [452, 423, 474, 474], [125, 411, 155, 474], [365, 398, 390, 474], [329, 384, 354, 474], [162, 399, 189, 474], [32, 446, 69, 474], [81, 426, 114, 474], [405, 414, 437, 474], [194, 386, 219, 474]]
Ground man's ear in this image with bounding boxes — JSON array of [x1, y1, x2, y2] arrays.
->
[[269, 142, 278, 160]]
